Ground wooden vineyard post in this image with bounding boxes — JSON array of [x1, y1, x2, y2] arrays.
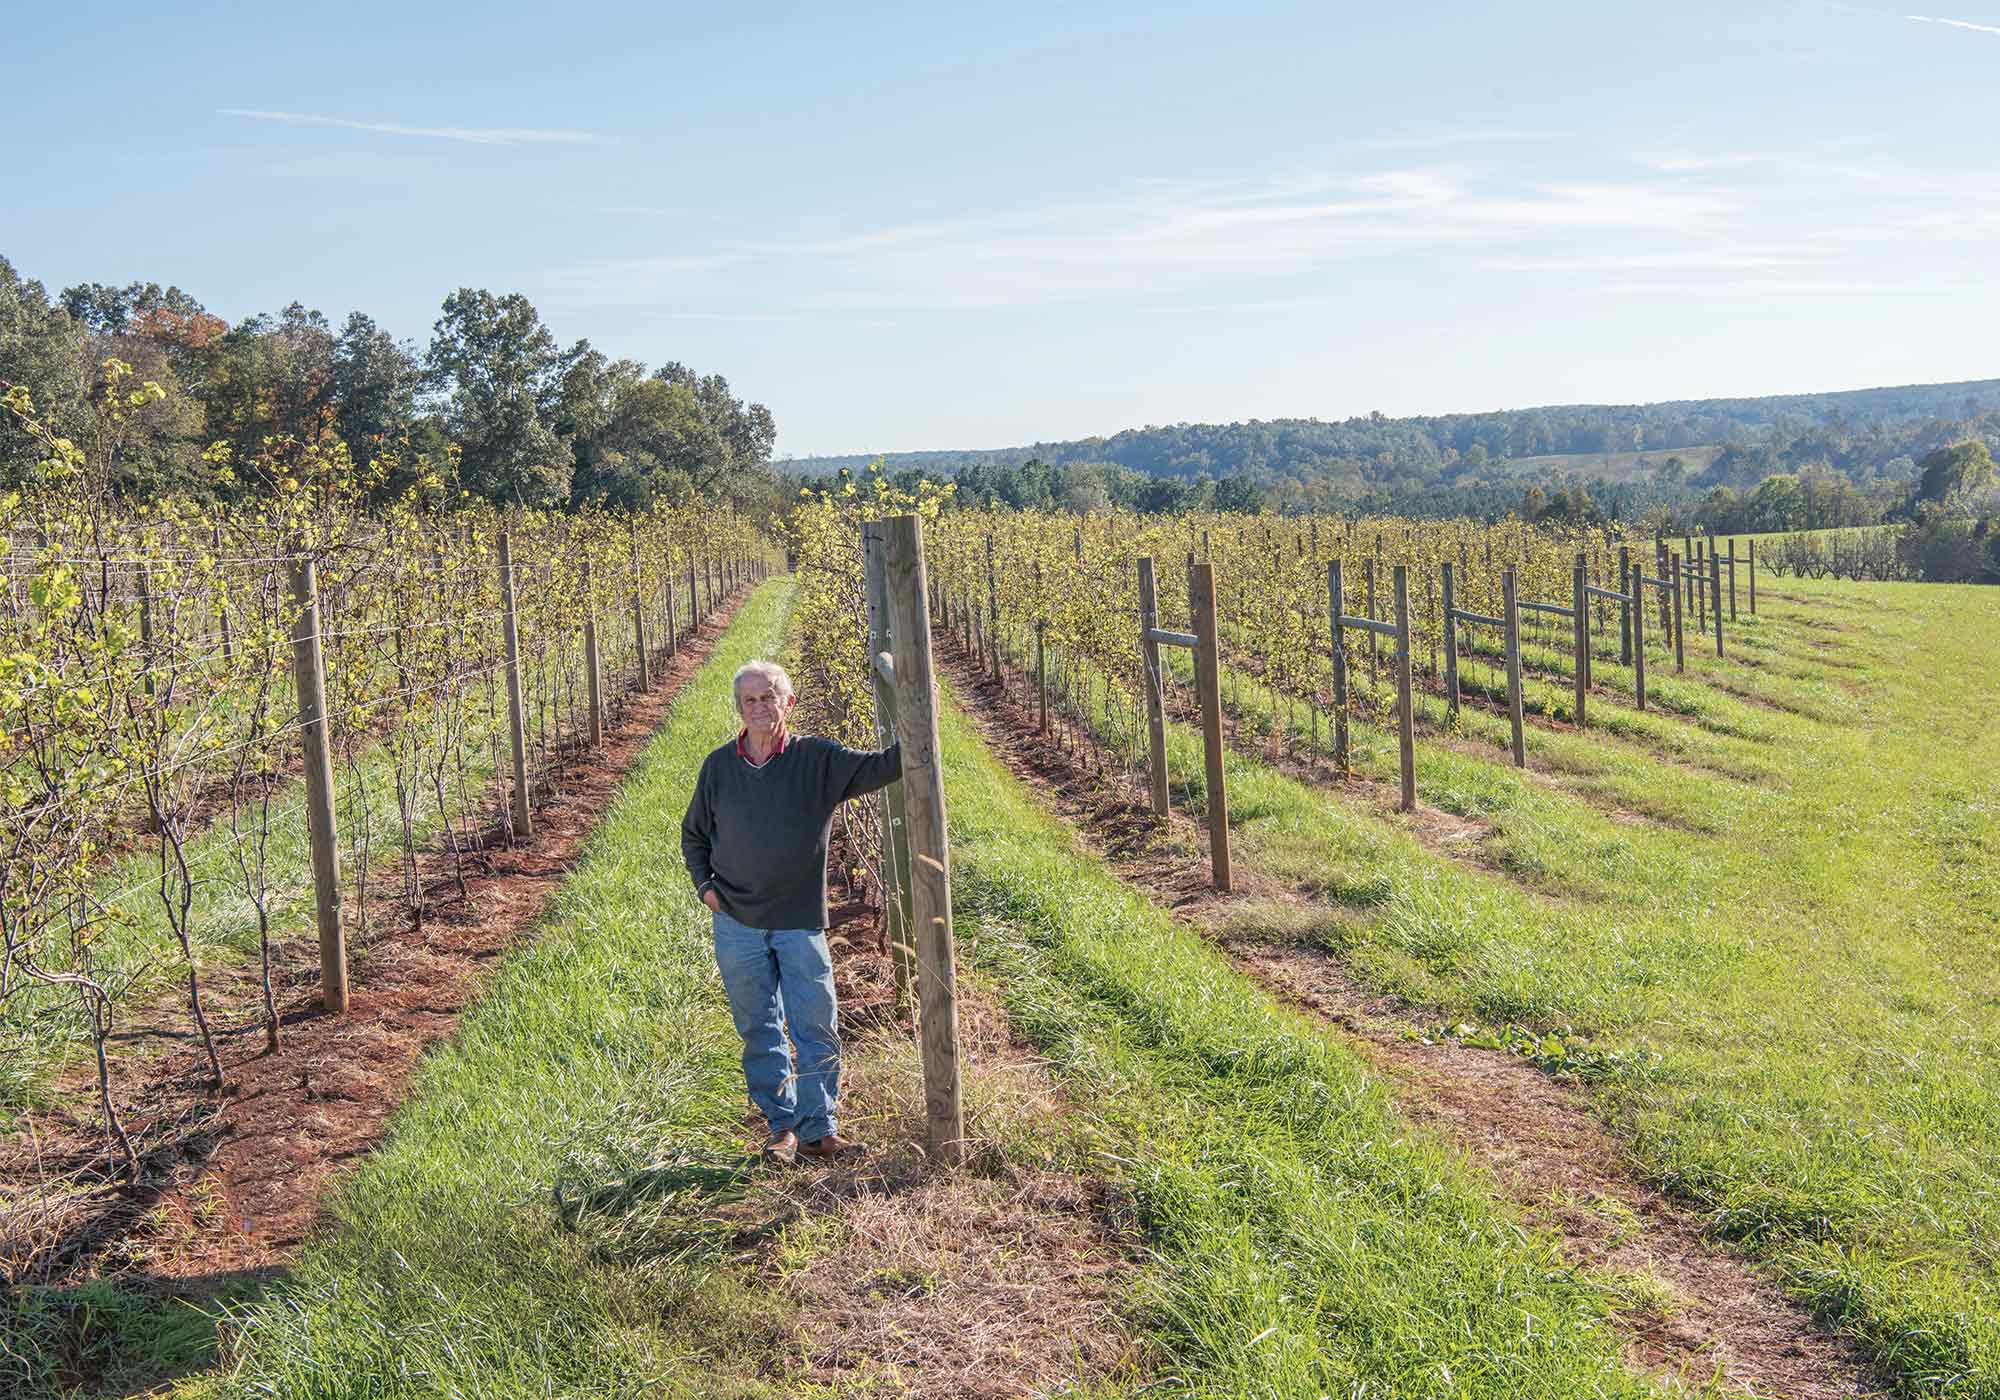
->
[[688, 557, 699, 628], [985, 534, 1001, 682], [1188, 562, 1233, 892], [1328, 560, 1350, 775], [1441, 561, 1460, 719], [1728, 539, 1739, 621], [1571, 553, 1589, 730], [1502, 567, 1526, 768], [1365, 558, 1378, 685], [1749, 540, 1757, 615], [630, 526, 651, 693], [882, 514, 965, 1164], [1656, 536, 1672, 633], [1671, 552, 1686, 673], [135, 562, 157, 705], [1632, 571, 1648, 712], [1034, 561, 1049, 734], [1392, 564, 1416, 812], [582, 557, 604, 747], [862, 522, 916, 1017], [1136, 557, 1171, 818], [214, 521, 234, 667], [1619, 546, 1633, 666], [1711, 549, 1725, 658], [1695, 540, 1707, 634], [497, 529, 533, 839], [288, 547, 348, 1015], [664, 549, 679, 657]]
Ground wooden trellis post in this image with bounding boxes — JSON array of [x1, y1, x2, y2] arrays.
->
[[1329, 559, 1350, 774], [1392, 564, 1416, 812], [1188, 562, 1232, 892], [985, 533, 1001, 681], [1502, 567, 1526, 768], [1619, 546, 1633, 665], [1672, 552, 1686, 673], [881, 515, 964, 1164], [1136, 557, 1171, 818], [498, 529, 533, 839], [1572, 552, 1589, 729], [288, 547, 348, 1014], [862, 522, 916, 1017], [582, 557, 604, 747], [630, 525, 650, 693], [1441, 561, 1459, 716]]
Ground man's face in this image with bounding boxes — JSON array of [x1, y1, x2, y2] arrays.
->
[[737, 679, 795, 733]]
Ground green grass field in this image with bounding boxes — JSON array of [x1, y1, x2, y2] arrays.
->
[[12, 567, 1991, 1398]]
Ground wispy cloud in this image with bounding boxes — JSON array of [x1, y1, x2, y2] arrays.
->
[[220, 108, 600, 145], [542, 149, 1993, 318], [1905, 13, 2000, 34]]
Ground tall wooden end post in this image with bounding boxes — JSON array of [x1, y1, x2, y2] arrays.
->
[[288, 548, 348, 1014], [1136, 557, 1171, 818], [862, 522, 917, 1018], [498, 530, 533, 839], [1441, 561, 1459, 720], [1188, 562, 1232, 892], [1749, 540, 1757, 615], [883, 515, 965, 1165], [1392, 564, 1417, 812], [1502, 567, 1526, 768]]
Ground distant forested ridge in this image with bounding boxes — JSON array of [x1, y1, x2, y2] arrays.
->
[[783, 378, 2000, 520]]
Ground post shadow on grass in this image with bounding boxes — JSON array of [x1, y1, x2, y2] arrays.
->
[[551, 1151, 793, 1263], [2, 1266, 277, 1398]]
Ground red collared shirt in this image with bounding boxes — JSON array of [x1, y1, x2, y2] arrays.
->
[[734, 726, 793, 769]]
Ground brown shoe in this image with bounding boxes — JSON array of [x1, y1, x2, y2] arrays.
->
[[798, 1133, 866, 1161], [761, 1129, 798, 1165]]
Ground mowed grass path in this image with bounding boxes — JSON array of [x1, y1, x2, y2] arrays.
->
[[934, 691, 1685, 1400], [1139, 575, 1999, 1396]]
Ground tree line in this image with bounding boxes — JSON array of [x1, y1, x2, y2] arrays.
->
[[0, 255, 779, 512]]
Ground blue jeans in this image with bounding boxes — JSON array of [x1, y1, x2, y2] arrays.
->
[[710, 909, 841, 1142]]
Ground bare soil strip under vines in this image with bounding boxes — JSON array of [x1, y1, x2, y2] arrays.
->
[[4, 590, 752, 1296], [938, 636, 1884, 1400]]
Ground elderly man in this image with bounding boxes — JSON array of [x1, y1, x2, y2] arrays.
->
[[681, 659, 901, 1165]]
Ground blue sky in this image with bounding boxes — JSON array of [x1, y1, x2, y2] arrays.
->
[[6, 1, 1997, 455]]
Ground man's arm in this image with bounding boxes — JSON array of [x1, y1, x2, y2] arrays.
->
[[827, 739, 902, 802], [681, 759, 721, 908]]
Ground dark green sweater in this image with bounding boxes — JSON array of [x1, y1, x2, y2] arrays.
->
[[681, 733, 902, 930]]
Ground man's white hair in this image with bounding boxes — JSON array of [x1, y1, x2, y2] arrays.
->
[[733, 659, 794, 701]]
